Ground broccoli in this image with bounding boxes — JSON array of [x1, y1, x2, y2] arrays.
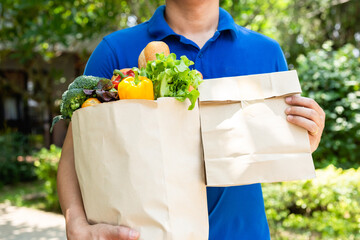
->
[[50, 75, 105, 132], [60, 89, 88, 118], [68, 75, 101, 90]]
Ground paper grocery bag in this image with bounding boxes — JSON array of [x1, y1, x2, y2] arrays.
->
[[72, 98, 208, 240], [198, 70, 316, 186]]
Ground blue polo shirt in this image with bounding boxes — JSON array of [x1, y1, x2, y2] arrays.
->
[[85, 5, 287, 239]]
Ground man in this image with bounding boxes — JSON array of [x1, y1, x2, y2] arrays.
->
[[57, 1, 325, 239]]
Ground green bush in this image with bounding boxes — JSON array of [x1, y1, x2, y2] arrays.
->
[[0, 131, 37, 185], [263, 165, 360, 239], [34, 144, 62, 212], [297, 43, 360, 168]]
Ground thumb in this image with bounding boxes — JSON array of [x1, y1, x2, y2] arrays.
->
[[114, 226, 140, 240]]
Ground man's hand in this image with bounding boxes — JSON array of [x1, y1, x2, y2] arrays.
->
[[67, 220, 140, 240], [285, 95, 326, 153]]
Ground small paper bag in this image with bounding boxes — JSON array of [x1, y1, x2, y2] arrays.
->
[[72, 98, 208, 240], [198, 70, 316, 186]]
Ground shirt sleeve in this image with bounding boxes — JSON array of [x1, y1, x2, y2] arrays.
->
[[84, 38, 119, 79], [275, 43, 289, 72]]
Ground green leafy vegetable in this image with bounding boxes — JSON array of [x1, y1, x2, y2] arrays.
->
[[68, 75, 101, 90], [83, 78, 118, 102], [60, 88, 88, 118], [50, 115, 64, 136], [143, 53, 203, 110], [50, 75, 111, 132]]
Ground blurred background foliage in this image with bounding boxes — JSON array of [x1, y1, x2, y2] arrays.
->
[[298, 43, 360, 169], [0, 0, 359, 239], [1, 0, 359, 65], [263, 166, 360, 239]]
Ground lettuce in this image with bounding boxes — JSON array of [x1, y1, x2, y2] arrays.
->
[[142, 53, 203, 110]]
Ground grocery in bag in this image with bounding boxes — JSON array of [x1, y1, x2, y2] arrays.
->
[[72, 98, 208, 240]]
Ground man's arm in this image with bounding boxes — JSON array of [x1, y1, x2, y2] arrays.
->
[[57, 122, 140, 240]]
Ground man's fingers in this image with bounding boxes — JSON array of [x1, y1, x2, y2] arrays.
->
[[285, 95, 326, 128], [285, 106, 321, 126], [101, 224, 139, 240], [287, 114, 318, 134], [117, 226, 140, 240], [285, 95, 325, 153], [285, 95, 323, 114]]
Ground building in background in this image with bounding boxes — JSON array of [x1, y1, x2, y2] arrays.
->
[[0, 38, 101, 147]]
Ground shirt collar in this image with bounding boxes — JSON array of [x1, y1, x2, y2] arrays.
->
[[217, 7, 238, 39], [147, 5, 238, 40]]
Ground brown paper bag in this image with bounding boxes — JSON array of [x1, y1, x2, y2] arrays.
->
[[72, 98, 208, 240], [198, 70, 316, 186]]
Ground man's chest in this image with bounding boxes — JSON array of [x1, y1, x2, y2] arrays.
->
[[118, 35, 277, 79], [167, 39, 278, 79]]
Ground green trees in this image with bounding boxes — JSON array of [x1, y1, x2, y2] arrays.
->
[[298, 43, 360, 168], [2, 0, 358, 65], [1, 0, 126, 62], [219, 0, 360, 66]]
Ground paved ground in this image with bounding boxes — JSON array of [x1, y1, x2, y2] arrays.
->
[[0, 203, 66, 240]]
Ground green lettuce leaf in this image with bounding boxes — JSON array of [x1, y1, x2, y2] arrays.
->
[[143, 53, 203, 110]]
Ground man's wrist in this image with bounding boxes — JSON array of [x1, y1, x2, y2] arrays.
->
[[64, 208, 90, 239]]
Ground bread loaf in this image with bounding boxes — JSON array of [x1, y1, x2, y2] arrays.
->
[[138, 41, 170, 69]]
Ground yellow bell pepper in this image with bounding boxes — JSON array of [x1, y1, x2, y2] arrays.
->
[[117, 73, 154, 100]]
